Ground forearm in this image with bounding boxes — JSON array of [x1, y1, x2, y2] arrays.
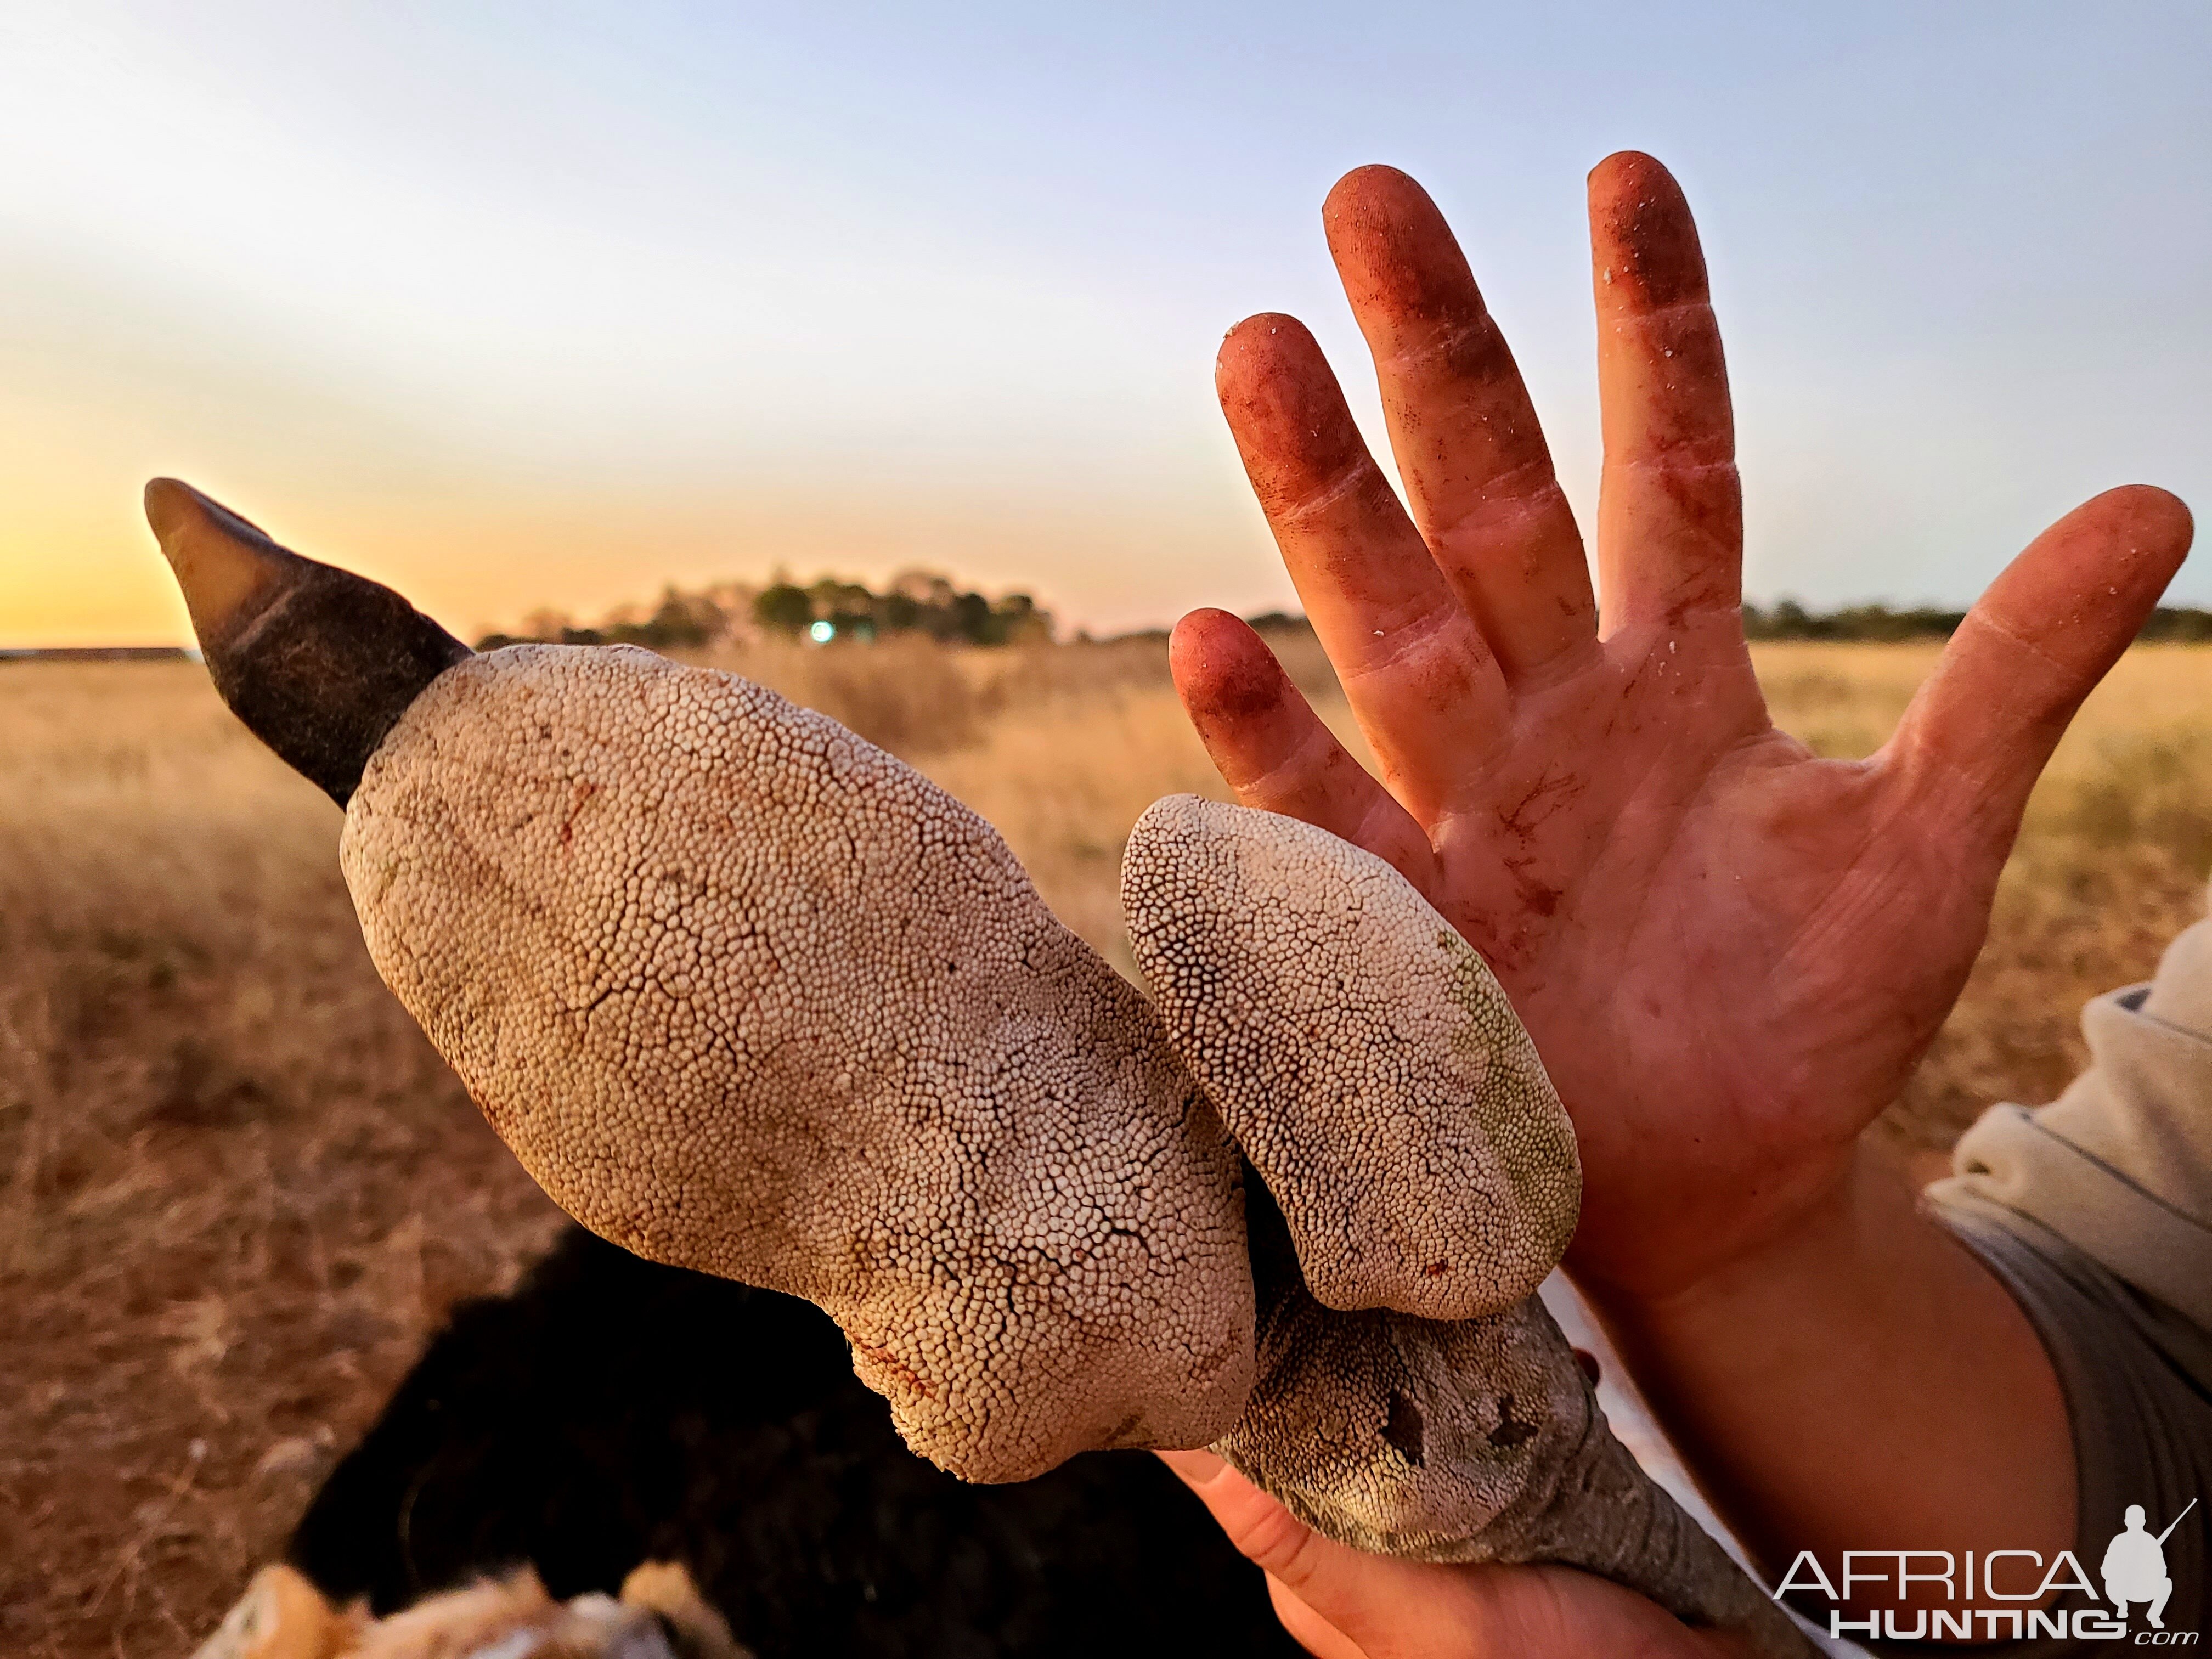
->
[[1572, 1139, 2073, 1602]]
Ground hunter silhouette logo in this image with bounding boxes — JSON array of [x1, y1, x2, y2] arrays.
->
[[2106, 1500, 2197, 1631]]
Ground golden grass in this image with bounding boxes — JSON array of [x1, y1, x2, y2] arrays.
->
[[3, 639, 2208, 1654], [0, 664, 565, 1655]]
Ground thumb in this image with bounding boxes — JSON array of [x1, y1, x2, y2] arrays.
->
[[1885, 484, 2192, 848], [1160, 1448, 1443, 1657], [1158, 1450, 1747, 1659]]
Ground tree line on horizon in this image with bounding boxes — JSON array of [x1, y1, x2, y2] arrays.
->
[[476, 570, 1054, 652], [1742, 600, 2212, 642], [472, 578, 2212, 654]]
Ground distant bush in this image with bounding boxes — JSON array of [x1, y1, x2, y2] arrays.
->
[[2136, 609, 2212, 643], [479, 570, 1053, 652], [477, 586, 729, 653], [751, 572, 1051, 647], [1742, 600, 1965, 641]]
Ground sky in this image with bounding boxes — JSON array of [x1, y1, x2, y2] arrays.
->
[[1, 2, 2207, 646]]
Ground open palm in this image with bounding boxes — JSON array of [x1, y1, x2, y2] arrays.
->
[[1177, 153, 2192, 1300]]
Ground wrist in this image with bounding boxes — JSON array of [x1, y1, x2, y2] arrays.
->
[[1570, 1137, 1955, 1380], [1565, 1134, 1866, 1321], [1562, 1138, 2072, 1579]]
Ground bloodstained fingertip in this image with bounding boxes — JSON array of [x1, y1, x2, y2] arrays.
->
[[1321, 165, 1475, 323], [1323, 162, 1424, 222], [1215, 312, 1322, 392], [2070, 486, 2194, 617], [1983, 484, 2195, 652], [2097, 484, 2194, 572], [1887, 484, 2197, 826], [1588, 151, 1708, 310], [1214, 314, 1371, 511], [1170, 608, 1292, 742]]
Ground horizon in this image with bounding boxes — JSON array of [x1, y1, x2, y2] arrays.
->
[[3, 3, 2207, 647]]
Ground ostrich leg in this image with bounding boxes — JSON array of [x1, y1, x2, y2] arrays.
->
[[151, 482, 1808, 1657]]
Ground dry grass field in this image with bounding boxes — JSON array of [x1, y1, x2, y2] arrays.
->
[[4, 635, 2209, 1655]]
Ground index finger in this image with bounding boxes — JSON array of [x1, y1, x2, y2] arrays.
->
[[1216, 313, 1510, 822]]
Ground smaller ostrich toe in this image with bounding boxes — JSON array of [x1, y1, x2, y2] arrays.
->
[[1122, 795, 1579, 1319]]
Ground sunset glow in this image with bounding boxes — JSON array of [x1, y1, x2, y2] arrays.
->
[[4, 2, 2207, 645]]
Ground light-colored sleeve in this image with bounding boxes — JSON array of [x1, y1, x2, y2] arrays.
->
[[1905, 905, 2212, 1656], [1927, 908, 2212, 1331]]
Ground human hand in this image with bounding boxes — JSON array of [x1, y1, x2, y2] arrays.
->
[[1177, 152, 2193, 1304], [1160, 1449, 1750, 1659]]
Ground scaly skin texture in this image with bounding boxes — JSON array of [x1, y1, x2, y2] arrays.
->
[[338, 644, 1256, 1482], [1224, 1191, 1803, 1652], [1125, 802, 1809, 1656], [1124, 793, 1578, 1320]]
